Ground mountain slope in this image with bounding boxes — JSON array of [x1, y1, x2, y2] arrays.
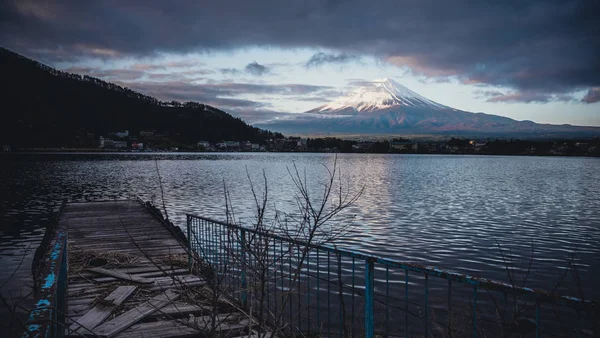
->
[[260, 78, 600, 138], [309, 78, 451, 113], [0, 47, 280, 147]]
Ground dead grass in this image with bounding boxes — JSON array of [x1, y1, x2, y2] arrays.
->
[[69, 245, 141, 274]]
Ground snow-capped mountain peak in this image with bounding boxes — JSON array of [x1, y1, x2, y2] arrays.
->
[[314, 78, 449, 113]]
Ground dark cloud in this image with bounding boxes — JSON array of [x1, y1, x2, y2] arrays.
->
[[484, 91, 575, 104], [244, 61, 269, 76], [130, 59, 202, 71], [227, 109, 297, 124], [582, 88, 600, 104], [220, 68, 241, 75], [204, 82, 333, 96], [305, 52, 360, 68], [475, 90, 505, 98], [130, 63, 165, 71], [116, 80, 317, 123], [66, 61, 334, 99], [64, 65, 213, 83], [118, 81, 269, 109], [418, 77, 452, 84], [290, 94, 342, 103], [220, 62, 271, 76], [104, 77, 333, 122], [63, 67, 145, 81], [2, 0, 598, 98]]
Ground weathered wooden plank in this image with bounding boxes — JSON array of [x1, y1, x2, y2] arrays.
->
[[69, 285, 137, 334], [72, 241, 184, 250], [149, 302, 210, 318], [93, 290, 180, 337], [66, 219, 153, 227], [150, 276, 204, 286], [74, 248, 187, 256], [68, 285, 113, 297], [69, 225, 175, 232], [114, 320, 199, 338], [66, 200, 139, 208], [69, 228, 171, 235], [116, 314, 251, 338], [66, 217, 152, 224], [87, 267, 154, 284], [68, 297, 96, 306], [71, 242, 184, 251], [92, 269, 188, 283], [148, 280, 205, 292], [70, 239, 181, 246], [67, 281, 96, 289], [74, 265, 185, 278], [69, 304, 91, 316], [104, 285, 137, 305], [231, 332, 273, 338], [71, 246, 183, 255], [187, 313, 248, 335], [71, 236, 170, 242]]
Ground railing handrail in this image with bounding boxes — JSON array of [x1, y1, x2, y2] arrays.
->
[[186, 213, 596, 312], [22, 222, 68, 338]]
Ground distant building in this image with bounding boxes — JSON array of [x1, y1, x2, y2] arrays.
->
[[100, 137, 128, 149], [218, 141, 240, 150], [271, 138, 285, 151], [140, 130, 155, 138], [297, 138, 308, 149], [225, 141, 240, 148], [473, 142, 487, 152], [354, 141, 375, 152], [389, 139, 417, 152], [242, 141, 253, 151], [275, 137, 307, 151], [575, 142, 589, 151], [420, 143, 439, 152], [113, 141, 128, 149], [111, 130, 129, 138]]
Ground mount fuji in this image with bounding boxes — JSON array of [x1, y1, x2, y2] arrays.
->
[[309, 78, 452, 114], [258, 78, 600, 138]]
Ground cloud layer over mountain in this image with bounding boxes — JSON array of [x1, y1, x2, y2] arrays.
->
[[1, 0, 598, 102]]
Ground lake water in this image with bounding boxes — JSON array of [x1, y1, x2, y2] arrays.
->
[[1, 152, 599, 335]]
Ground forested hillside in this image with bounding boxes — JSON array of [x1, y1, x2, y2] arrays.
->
[[0, 47, 281, 147]]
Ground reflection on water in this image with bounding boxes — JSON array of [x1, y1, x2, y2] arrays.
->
[[1, 153, 599, 334]]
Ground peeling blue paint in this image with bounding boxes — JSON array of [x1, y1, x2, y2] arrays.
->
[[36, 299, 51, 307], [22, 227, 68, 338], [27, 324, 40, 330], [42, 272, 56, 289]]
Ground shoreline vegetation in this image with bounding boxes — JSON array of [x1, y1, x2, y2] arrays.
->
[[3, 48, 600, 160], [3, 136, 600, 157]]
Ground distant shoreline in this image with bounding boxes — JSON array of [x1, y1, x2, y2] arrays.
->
[[2, 149, 599, 158]]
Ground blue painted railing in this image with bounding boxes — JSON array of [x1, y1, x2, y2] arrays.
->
[[22, 224, 68, 338], [187, 214, 596, 337]]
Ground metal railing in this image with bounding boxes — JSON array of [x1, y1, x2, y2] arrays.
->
[[187, 214, 596, 337], [22, 222, 68, 338]]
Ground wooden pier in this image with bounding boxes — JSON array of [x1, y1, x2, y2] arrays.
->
[[30, 200, 262, 337]]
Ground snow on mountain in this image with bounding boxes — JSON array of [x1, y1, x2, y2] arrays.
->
[[254, 78, 600, 137], [311, 78, 450, 114]]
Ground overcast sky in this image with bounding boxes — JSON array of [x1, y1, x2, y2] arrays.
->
[[1, 0, 599, 126]]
